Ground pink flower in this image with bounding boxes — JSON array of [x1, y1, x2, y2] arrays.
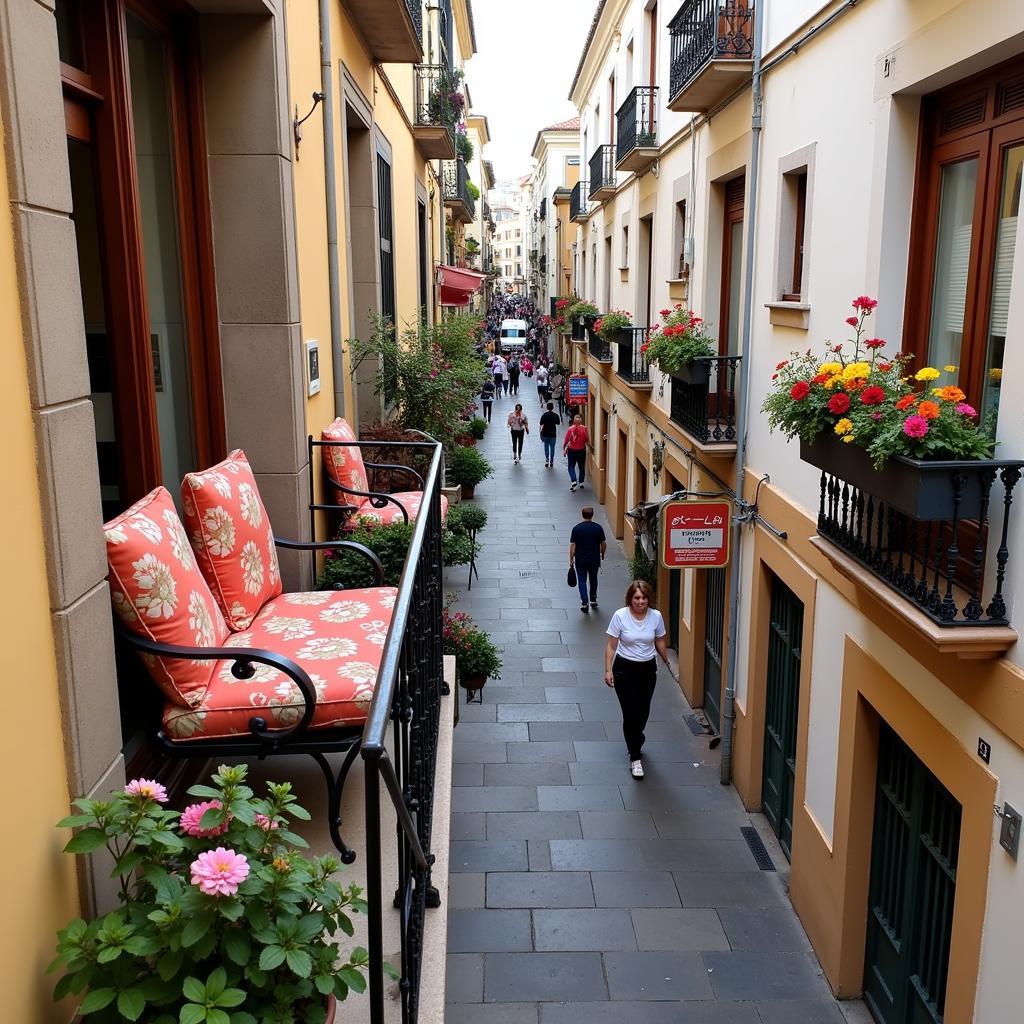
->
[[955, 402, 978, 418], [190, 847, 250, 897], [180, 800, 229, 838], [125, 779, 168, 804], [903, 415, 929, 439], [254, 813, 280, 832], [845, 316, 859, 327], [852, 295, 878, 312], [865, 338, 886, 350]]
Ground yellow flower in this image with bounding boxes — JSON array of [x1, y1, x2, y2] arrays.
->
[[818, 362, 842, 376], [915, 366, 941, 382], [944, 364, 958, 373], [842, 362, 871, 381], [834, 418, 853, 436], [990, 367, 1003, 382], [827, 375, 844, 389], [841, 435, 855, 443]]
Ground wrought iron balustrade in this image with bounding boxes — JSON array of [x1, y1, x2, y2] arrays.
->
[[588, 145, 616, 199], [413, 64, 456, 132], [570, 180, 589, 220], [443, 158, 475, 220], [539, 197, 547, 220], [668, 0, 755, 102], [616, 85, 659, 165], [616, 328, 651, 385], [406, 0, 423, 41], [588, 328, 613, 362], [668, 356, 741, 444]]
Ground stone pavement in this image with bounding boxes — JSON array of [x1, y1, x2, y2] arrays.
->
[[443, 392, 867, 1024]]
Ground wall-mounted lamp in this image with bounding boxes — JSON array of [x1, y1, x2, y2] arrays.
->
[[651, 438, 666, 487], [293, 91, 325, 159]]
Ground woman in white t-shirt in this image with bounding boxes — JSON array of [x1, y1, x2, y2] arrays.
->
[[604, 580, 669, 779]]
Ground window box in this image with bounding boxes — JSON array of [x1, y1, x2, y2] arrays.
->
[[765, 300, 810, 330]]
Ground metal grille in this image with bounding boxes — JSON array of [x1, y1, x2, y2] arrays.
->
[[616, 85, 659, 164], [702, 566, 726, 733], [668, 357, 741, 444], [668, 1, 754, 102], [588, 145, 615, 199], [740, 826, 776, 871], [570, 180, 589, 221]]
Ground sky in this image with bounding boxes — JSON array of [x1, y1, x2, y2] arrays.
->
[[466, 0, 596, 182]]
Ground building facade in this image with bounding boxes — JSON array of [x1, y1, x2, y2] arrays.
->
[[568, 1, 1024, 1020]]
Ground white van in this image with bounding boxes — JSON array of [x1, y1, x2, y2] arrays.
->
[[499, 319, 528, 352]]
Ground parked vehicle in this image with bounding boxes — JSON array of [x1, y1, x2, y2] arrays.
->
[[499, 318, 528, 352]]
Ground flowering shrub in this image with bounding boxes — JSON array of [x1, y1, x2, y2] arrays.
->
[[566, 299, 599, 324], [642, 305, 716, 373], [442, 602, 502, 682], [762, 297, 996, 467], [50, 765, 374, 1024], [594, 310, 632, 339]]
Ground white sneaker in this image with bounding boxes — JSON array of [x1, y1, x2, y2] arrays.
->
[[630, 759, 644, 779], [570, 482, 577, 492]]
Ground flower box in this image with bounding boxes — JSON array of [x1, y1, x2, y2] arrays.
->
[[670, 359, 710, 386]]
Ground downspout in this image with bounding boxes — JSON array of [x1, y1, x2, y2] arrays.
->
[[720, 0, 763, 786], [319, 0, 345, 417]]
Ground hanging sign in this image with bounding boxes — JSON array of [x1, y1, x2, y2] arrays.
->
[[567, 375, 589, 405], [660, 499, 732, 568]]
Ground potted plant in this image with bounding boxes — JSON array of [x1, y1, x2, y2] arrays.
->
[[442, 605, 502, 691], [762, 296, 1001, 518], [467, 415, 487, 440], [567, 300, 599, 341], [448, 445, 493, 500], [594, 310, 633, 344], [644, 304, 716, 384], [455, 126, 474, 164], [50, 765, 375, 1024]]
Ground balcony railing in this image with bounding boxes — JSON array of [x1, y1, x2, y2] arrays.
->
[[570, 180, 589, 221], [588, 145, 616, 200], [406, 0, 423, 41], [443, 158, 475, 223], [616, 85, 659, 171], [539, 197, 547, 220], [669, 356, 741, 446], [588, 327, 613, 362], [668, 0, 755, 112], [412, 65, 457, 158], [615, 327, 652, 386]]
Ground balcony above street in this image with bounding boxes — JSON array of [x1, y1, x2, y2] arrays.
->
[[667, 0, 755, 112], [616, 86, 659, 173], [570, 180, 590, 221], [588, 145, 617, 201], [444, 158, 476, 224], [412, 65, 458, 159], [615, 327, 652, 389], [343, 0, 422, 63], [669, 356, 741, 455]]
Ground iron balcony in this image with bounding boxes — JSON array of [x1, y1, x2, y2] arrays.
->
[[588, 145, 616, 201], [412, 65, 458, 159], [342, 0, 423, 62], [570, 180, 590, 222], [443, 158, 476, 224], [668, 356, 741, 451], [616, 86, 659, 172], [615, 328, 652, 388], [587, 326, 613, 363]]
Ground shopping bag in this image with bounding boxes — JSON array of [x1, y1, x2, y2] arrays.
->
[[567, 564, 577, 588]]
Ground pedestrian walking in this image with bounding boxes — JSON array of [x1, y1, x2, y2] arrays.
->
[[562, 415, 589, 491], [522, 355, 533, 377], [508, 356, 521, 395], [539, 401, 562, 467], [569, 506, 606, 613], [492, 354, 506, 397], [536, 363, 549, 404], [480, 378, 495, 422], [604, 581, 669, 779], [507, 403, 529, 463]]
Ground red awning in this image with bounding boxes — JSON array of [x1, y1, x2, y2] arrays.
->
[[437, 264, 487, 307]]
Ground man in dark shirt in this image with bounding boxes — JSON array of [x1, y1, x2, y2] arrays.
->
[[538, 401, 561, 467], [569, 506, 607, 613]]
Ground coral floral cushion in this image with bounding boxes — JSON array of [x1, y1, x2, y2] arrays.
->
[[104, 487, 229, 707], [347, 491, 449, 529], [162, 587, 396, 740], [322, 417, 369, 494], [182, 450, 282, 631]]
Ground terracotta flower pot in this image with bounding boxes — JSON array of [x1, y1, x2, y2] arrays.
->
[[460, 673, 487, 691], [460, 484, 476, 500]]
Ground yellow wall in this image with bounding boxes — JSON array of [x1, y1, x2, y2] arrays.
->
[[0, 113, 80, 1023]]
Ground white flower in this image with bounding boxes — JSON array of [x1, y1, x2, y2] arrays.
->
[[163, 510, 194, 570], [188, 591, 217, 647], [202, 507, 236, 557], [360, 619, 389, 646], [132, 554, 177, 618], [283, 592, 333, 606], [165, 708, 206, 739], [228, 601, 251, 626], [239, 483, 262, 527], [105, 524, 128, 545], [337, 660, 379, 686], [241, 540, 264, 595], [129, 514, 162, 544], [260, 615, 314, 641], [266, 525, 280, 588], [320, 600, 370, 624], [299, 636, 358, 660], [352, 681, 376, 710], [378, 592, 397, 609], [198, 471, 232, 498]]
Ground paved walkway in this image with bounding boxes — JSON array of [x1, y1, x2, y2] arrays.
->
[[444, 393, 864, 1024]]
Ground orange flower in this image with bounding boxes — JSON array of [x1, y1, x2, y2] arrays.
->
[[895, 395, 917, 411], [938, 385, 966, 403], [844, 378, 867, 392], [918, 400, 940, 420]]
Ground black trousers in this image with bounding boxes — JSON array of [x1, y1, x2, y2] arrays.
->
[[510, 429, 525, 457], [612, 655, 657, 760], [481, 400, 492, 422]]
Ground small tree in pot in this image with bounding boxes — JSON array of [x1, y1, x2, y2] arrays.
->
[[448, 445, 493, 500], [442, 605, 502, 692]]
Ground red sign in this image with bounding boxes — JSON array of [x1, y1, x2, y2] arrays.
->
[[659, 499, 732, 568]]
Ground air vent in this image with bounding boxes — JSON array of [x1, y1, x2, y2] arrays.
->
[[940, 94, 986, 136], [740, 826, 776, 871], [997, 77, 1024, 116]]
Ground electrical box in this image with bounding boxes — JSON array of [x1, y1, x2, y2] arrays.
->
[[1000, 802, 1021, 860]]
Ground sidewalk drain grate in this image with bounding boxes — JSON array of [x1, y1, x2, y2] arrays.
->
[[740, 826, 776, 871], [684, 714, 705, 736], [518, 569, 539, 577]]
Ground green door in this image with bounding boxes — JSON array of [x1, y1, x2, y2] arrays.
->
[[761, 573, 803, 859], [668, 568, 681, 651], [864, 723, 961, 1024], [702, 568, 726, 733]]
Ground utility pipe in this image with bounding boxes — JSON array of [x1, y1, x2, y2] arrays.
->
[[720, 0, 764, 786], [318, 0, 344, 417]]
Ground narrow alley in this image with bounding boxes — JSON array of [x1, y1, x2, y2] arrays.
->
[[444, 411, 865, 1023]]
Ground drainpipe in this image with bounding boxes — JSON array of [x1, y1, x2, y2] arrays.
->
[[720, 1, 763, 786], [319, 0, 345, 417]]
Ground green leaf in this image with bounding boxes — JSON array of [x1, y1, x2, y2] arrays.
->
[[57, 813, 98, 828], [179, 1005, 205, 1024], [117, 988, 146, 1022], [151, 829, 185, 849], [382, 961, 400, 981], [285, 948, 312, 978], [217, 898, 244, 923], [64, 828, 109, 854], [215, 987, 246, 1008], [123, 934, 163, 956], [53, 971, 78, 1001], [181, 976, 207, 1004], [114, 848, 147, 876], [205, 967, 227, 1000], [206, 1010, 230, 1024], [158, 950, 184, 982], [338, 967, 366, 994], [181, 912, 213, 948], [79, 988, 118, 1014], [222, 929, 251, 967], [335, 914, 354, 937], [96, 946, 122, 964], [286, 803, 311, 821], [314, 974, 335, 996], [186, 784, 222, 800], [258, 945, 286, 971], [229, 1014, 257, 1024]]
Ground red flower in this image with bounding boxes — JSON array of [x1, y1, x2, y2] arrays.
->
[[827, 392, 851, 414], [790, 381, 811, 401], [895, 394, 916, 411], [833, 344, 844, 353], [852, 295, 878, 311], [845, 316, 859, 328], [640, 343, 649, 353], [659, 308, 671, 317], [865, 338, 886, 350], [860, 386, 885, 406], [878, 362, 892, 372], [811, 373, 830, 385], [776, 360, 788, 370]]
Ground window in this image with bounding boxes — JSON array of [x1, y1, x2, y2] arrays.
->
[[516, 244, 522, 256], [377, 153, 395, 330], [720, 176, 745, 355], [906, 57, 1024, 418], [621, 224, 629, 268], [778, 168, 808, 301], [673, 199, 687, 278], [516, 263, 522, 276]]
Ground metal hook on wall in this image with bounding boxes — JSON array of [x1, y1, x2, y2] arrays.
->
[[293, 91, 325, 159]]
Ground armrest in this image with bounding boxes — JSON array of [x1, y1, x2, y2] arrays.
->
[[113, 622, 318, 746], [363, 461, 425, 489], [274, 538, 384, 585], [314, 485, 410, 524]]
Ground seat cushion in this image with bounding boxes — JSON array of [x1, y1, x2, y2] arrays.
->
[[181, 450, 282, 630], [322, 417, 369, 494], [162, 587, 397, 740], [104, 487, 230, 707], [347, 491, 449, 528]]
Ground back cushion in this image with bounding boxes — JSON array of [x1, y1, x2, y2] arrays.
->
[[322, 417, 369, 494], [181, 450, 282, 630], [104, 487, 229, 707]]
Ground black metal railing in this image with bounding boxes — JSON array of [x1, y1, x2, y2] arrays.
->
[[540, 254, 547, 276], [616, 327, 651, 384], [570, 180, 588, 220], [616, 85, 659, 163], [815, 458, 1024, 628], [588, 327, 612, 362], [413, 64, 456, 136], [668, 0, 755, 101], [443, 158, 476, 219], [406, 0, 424, 46], [669, 356, 741, 444], [539, 197, 547, 220], [588, 145, 616, 199]]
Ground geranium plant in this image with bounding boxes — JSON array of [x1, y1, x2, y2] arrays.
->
[[762, 296, 996, 468], [642, 304, 716, 372], [594, 310, 632, 339], [567, 299, 599, 323], [442, 603, 502, 684], [50, 765, 377, 1024]]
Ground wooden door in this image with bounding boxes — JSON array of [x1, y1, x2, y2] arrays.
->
[[719, 176, 745, 356], [701, 566, 726, 733]]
